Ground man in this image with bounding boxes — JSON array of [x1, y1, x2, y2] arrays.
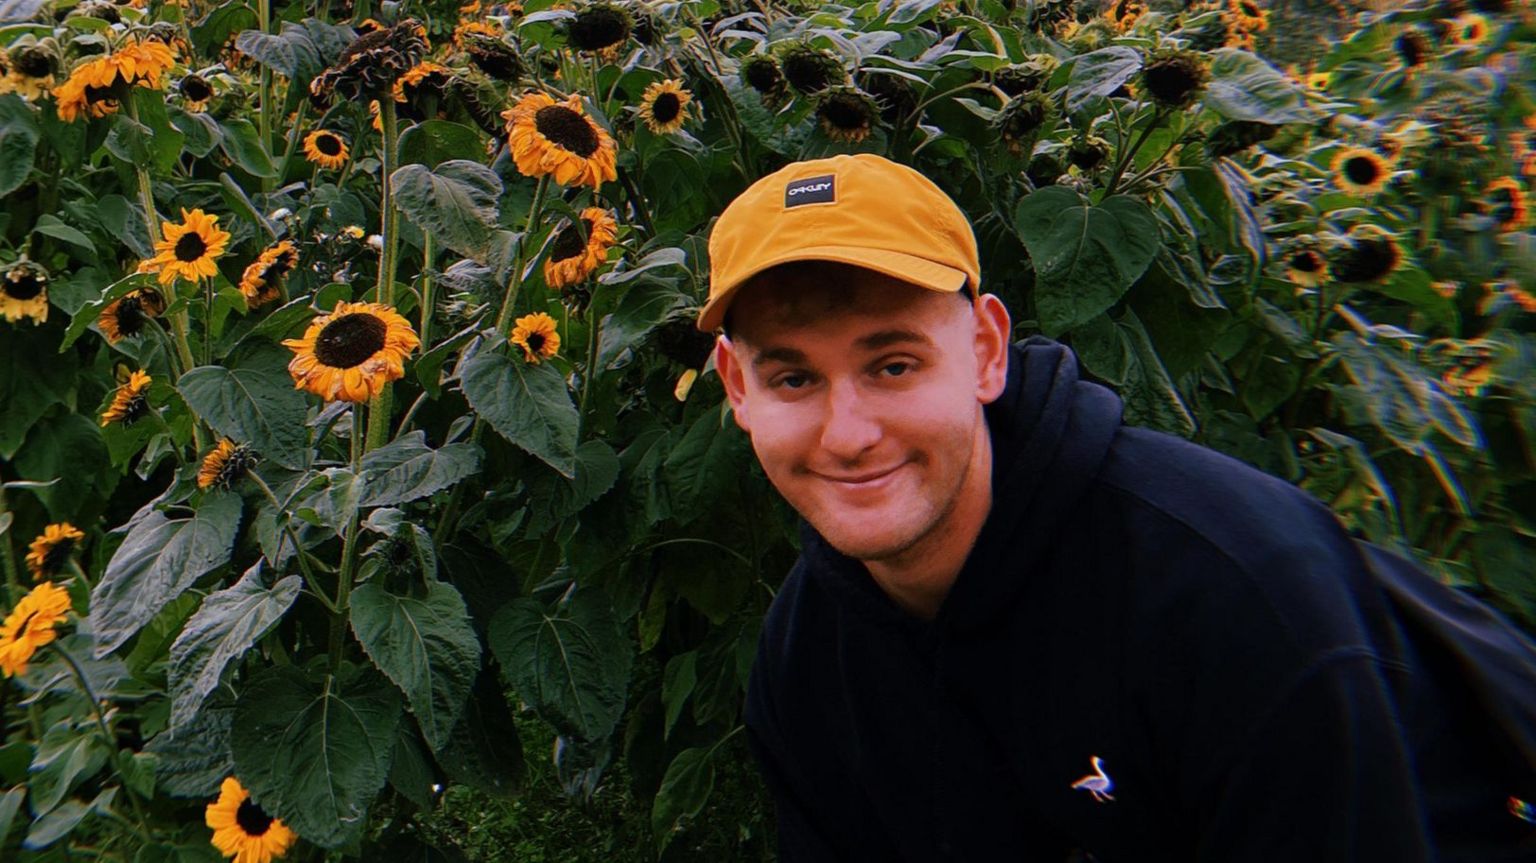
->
[[697, 153, 1536, 861]]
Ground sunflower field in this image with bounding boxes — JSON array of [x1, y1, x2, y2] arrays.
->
[[0, 0, 1533, 858]]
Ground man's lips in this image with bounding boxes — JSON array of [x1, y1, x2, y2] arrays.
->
[[818, 463, 904, 485]]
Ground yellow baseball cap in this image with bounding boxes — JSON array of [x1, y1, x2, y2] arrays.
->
[[697, 153, 981, 332]]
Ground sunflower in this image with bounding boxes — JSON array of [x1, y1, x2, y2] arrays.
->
[[1482, 177, 1528, 231], [114, 38, 177, 88], [1141, 49, 1209, 109], [303, 130, 349, 170], [741, 55, 785, 99], [780, 42, 844, 95], [101, 369, 152, 426], [239, 241, 300, 309], [502, 91, 618, 188], [392, 60, 451, 104], [0, 581, 72, 678], [1285, 248, 1326, 289], [197, 439, 257, 490], [6, 45, 56, 100], [1305, 71, 1331, 91], [1431, 280, 1461, 299], [811, 85, 878, 144], [179, 73, 214, 111], [151, 209, 231, 285], [992, 56, 1058, 97], [566, 2, 632, 54], [52, 55, 123, 122], [311, 18, 429, 102], [25, 523, 84, 581], [1067, 135, 1111, 171], [1330, 224, 1401, 284], [206, 776, 298, 863], [1441, 363, 1494, 397], [453, 19, 503, 51], [638, 78, 691, 135], [1449, 13, 1490, 47], [463, 31, 522, 82], [1396, 28, 1429, 69], [1103, 0, 1147, 31], [283, 301, 420, 402], [544, 207, 618, 289], [99, 287, 166, 344], [1502, 282, 1536, 313], [1227, 0, 1267, 32], [994, 90, 1055, 156], [0, 260, 49, 324], [1331, 147, 1393, 196], [510, 311, 560, 363]]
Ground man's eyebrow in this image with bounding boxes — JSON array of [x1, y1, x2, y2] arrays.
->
[[750, 329, 934, 368]]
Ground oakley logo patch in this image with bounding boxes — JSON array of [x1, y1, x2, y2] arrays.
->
[[785, 175, 835, 207]]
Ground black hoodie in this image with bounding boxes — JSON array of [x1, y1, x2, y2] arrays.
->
[[745, 338, 1536, 862]]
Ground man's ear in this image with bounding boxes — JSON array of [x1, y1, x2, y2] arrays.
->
[[715, 336, 752, 432], [972, 293, 1011, 404]]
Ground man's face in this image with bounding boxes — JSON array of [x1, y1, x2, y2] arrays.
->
[[716, 267, 1010, 564]]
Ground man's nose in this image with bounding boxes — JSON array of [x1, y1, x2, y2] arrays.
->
[[818, 378, 881, 460]]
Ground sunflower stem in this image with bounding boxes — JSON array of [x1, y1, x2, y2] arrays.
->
[[367, 99, 403, 452], [418, 232, 435, 350], [616, 166, 655, 238], [578, 311, 600, 438], [0, 473, 20, 602], [146, 407, 187, 467], [249, 471, 319, 588], [495, 176, 550, 338], [49, 641, 154, 835], [329, 407, 365, 670], [1104, 105, 1169, 198], [257, 0, 273, 191]]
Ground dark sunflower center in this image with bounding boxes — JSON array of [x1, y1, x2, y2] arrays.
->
[[1344, 156, 1382, 185], [1291, 252, 1321, 272], [116, 295, 146, 334], [16, 50, 51, 78], [174, 232, 208, 263], [181, 75, 212, 101], [122, 395, 148, 423], [652, 92, 681, 123], [1240, 1, 1259, 16], [534, 105, 600, 157], [526, 331, 546, 353], [569, 8, 630, 51], [551, 218, 595, 262], [235, 798, 274, 837], [743, 60, 781, 93], [1333, 237, 1399, 282], [263, 253, 297, 281], [85, 84, 117, 105], [316, 134, 342, 156], [314, 312, 388, 368], [41, 540, 74, 573], [823, 96, 869, 129], [5, 273, 44, 300], [1144, 63, 1198, 103]]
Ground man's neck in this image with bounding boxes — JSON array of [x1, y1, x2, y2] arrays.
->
[[862, 426, 994, 620]]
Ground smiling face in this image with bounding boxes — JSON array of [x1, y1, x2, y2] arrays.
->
[[717, 262, 1010, 576]]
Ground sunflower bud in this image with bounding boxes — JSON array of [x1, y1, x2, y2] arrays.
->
[[566, 2, 632, 53], [779, 42, 845, 95], [464, 31, 523, 82], [1068, 135, 1112, 170], [992, 55, 1059, 97], [815, 85, 880, 144]]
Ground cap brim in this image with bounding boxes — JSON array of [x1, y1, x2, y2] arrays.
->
[[696, 246, 970, 332]]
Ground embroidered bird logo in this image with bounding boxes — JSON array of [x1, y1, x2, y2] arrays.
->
[[1071, 756, 1115, 803]]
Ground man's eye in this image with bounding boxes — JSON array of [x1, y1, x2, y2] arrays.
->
[[880, 361, 912, 377], [774, 373, 810, 390]]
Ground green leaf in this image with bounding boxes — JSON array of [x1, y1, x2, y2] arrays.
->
[[169, 104, 222, 158], [90, 491, 244, 657], [521, 439, 621, 535], [349, 580, 482, 751], [398, 120, 486, 169], [0, 324, 75, 459], [391, 161, 503, 261], [178, 341, 311, 470], [595, 273, 692, 370], [460, 345, 578, 477], [233, 20, 341, 82], [24, 797, 90, 849], [662, 651, 697, 740], [1203, 48, 1317, 124], [167, 563, 302, 729], [0, 93, 40, 199], [96, 194, 154, 260], [217, 118, 276, 178], [1065, 46, 1142, 112], [434, 666, 526, 799], [104, 89, 184, 174], [230, 666, 402, 848], [28, 722, 109, 817], [358, 431, 482, 507], [1118, 309, 1196, 437], [0, 786, 24, 848], [1013, 187, 1161, 336], [663, 403, 751, 525], [651, 745, 717, 854], [13, 412, 108, 520], [488, 589, 634, 742], [31, 213, 95, 256], [145, 701, 234, 798]]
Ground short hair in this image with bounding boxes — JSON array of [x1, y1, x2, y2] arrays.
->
[[720, 261, 975, 339]]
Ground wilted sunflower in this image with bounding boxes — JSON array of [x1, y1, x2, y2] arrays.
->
[[780, 42, 844, 95], [463, 31, 522, 82], [206, 776, 297, 863], [992, 56, 1058, 97], [1227, 0, 1267, 32], [303, 130, 349, 170], [1449, 13, 1490, 47], [151, 209, 231, 285], [815, 86, 879, 144], [114, 38, 177, 88], [5, 45, 56, 100], [860, 71, 916, 124], [52, 55, 122, 121], [311, 18, 429, 102], [1285, 248, 1326, 289], [1396, 28, 1429, 68], [179, 73, 214, 111], [197, 439, 257, 490], [1, 259, 49, 324], [1068, 135, 1111, 171], [1482, 177, 1528, 231], [239, 241, 300, 309], [510, 311, 560, 363], [101, 369, 152, 426], [638, 78, 691, 135], [283, 301, 420, 402], [995, 90, 1055, 156], [392, 60, 452, 104], [453, 19, 503, 51], [1330, 224, 1400, 284], [503, 91, 618, 188], [566, 2, 632, 54], [1141, 49, 1209, 109], [1207, 119, 1278, 158], [25, 523, 84, 581], [544, 207, 618, 289], [1103, 0, 1147, 31], [741, 55, 785, 99], [99, 287, 166, 343], [1331, 147, 1393, 196], [0, 581, 72, 678]]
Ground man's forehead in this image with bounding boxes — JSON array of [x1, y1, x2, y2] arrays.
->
[[729, 265, 945, 333], [748, 327, 937, 367]]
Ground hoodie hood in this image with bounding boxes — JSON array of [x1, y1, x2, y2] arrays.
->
[[799, 336, 1125, 637]]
